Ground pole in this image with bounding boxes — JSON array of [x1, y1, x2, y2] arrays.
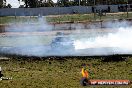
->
[[127, 0, 128, 18], [94, 0, 96, 20], [59, 7, 60, 23], [79, 0, 80, 6]]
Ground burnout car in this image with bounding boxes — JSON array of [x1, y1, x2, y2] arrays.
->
[[51, 32, 75, 52]]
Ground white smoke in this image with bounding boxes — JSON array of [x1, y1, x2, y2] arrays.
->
[[74, 21, 132, 55], [0, 16, 54, 56], [1, 19, 132, 56], [5, 16, 52, 32]]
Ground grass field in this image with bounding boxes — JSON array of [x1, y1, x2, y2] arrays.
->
[[0, 56, 132, 88], [0, 12, 132, 24]]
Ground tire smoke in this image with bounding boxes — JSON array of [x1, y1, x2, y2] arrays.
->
[[74, 21, 132, 55], [0, 19, 132, 56]]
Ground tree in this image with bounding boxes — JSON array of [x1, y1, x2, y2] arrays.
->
[[19, 0, 54, 8], [18, 0, 38, 8], [18, 0, 131, 7], [0, 0, 6, 8], [40, 0, 54, 7], [6, 4, 12, 8], [57, 0, 75, 7], [19, 5, 24, 8]]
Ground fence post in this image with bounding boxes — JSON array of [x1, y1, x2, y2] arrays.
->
[[14, 9, 17, 24], [126, 3, 129, 18], [58, 7, 60, 23], [94, 0, 96, 21]]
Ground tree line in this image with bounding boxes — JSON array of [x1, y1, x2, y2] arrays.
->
[[0, 0, 12, 8], [0, 0, 132, 8]]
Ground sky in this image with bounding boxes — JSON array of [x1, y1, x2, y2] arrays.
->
[[6, 0, 24, 8], [6, 0, 57, 8]]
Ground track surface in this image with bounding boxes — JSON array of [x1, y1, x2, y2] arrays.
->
[[0, 28, 121, 56], [0, 28, 117, 36]]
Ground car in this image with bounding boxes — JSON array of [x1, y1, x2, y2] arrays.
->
[[51, 32, 75, 52]]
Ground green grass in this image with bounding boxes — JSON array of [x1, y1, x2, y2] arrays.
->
[[47, 12, 132, 23], [0, 12, 132, 24], [0, 16, 38, 24], [0, 56, 132, 88]]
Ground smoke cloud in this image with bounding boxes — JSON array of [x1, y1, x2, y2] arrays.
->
[[0, 18, 132, 56], [74, 21, 132, 56]]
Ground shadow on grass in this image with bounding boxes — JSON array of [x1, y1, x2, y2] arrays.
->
[[101, 55, 127, 62], [0, 53, 131, 62]]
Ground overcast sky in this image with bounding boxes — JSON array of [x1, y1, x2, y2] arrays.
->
[[6, 0, 57, 8], [6, 0, 23, 8]]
